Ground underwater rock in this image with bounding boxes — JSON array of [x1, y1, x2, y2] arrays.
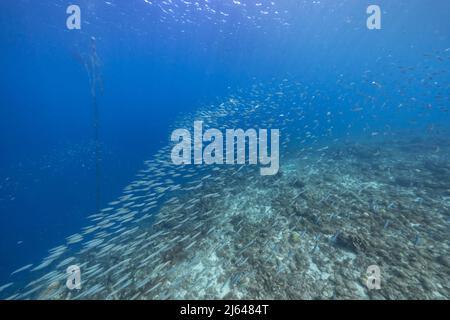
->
[[38, 281, 61, 300], [394, 176, 417, 187], [291, 178, 305, 189], [222, 291, 237, 300], [419, 277, 435, 291], [335, 232, 368, 254], [423, 160, 450, 175], [348, 145, 377, 160], [436, 255, 450, 268], [290, 231, 301, 244]]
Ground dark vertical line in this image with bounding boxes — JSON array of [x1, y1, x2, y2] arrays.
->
[[89, 36, 102, 214], [93, 94, 101, 213]]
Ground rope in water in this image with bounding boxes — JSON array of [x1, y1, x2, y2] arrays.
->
[[85, 36, 103, 213]]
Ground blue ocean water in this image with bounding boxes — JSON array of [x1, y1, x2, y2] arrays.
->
[[0, 0, 449, 299]]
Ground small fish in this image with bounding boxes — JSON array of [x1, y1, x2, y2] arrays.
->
[[413, 234, 421, 246], [0, 282, 13, 292], [11, 264, 33, 276]]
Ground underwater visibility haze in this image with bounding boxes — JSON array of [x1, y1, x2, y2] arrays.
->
[[0, 0, 449, 300]]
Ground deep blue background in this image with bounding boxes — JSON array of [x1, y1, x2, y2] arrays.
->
[[0, 0, 449, 286]]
